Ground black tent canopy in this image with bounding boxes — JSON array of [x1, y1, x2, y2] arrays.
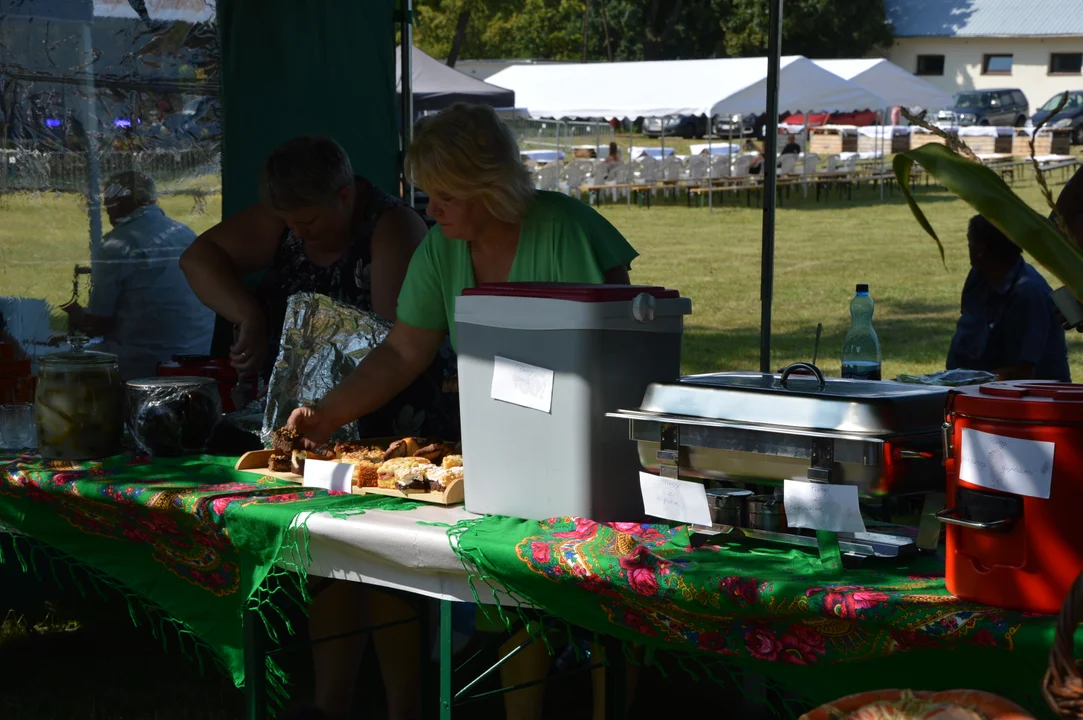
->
[[396, 45, 514, 114]]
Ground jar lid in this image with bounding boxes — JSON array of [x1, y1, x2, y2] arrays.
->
[[705, 488, 754, 498], [127, 376, 216, 390], [40, 335, 118, 366]]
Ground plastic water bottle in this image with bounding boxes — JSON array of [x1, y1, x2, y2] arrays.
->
[[841, 283, 882, 380]]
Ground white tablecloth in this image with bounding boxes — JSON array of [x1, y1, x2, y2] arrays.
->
[[856, 125, 908, 138], [287, 504, 519, 605]]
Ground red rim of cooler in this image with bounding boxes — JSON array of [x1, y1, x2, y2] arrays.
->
[[950, 381, 1083, 424], [462, 283, 680, 302]]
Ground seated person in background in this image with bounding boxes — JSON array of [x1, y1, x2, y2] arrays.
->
[[744, 139, 766, 174], [604, 141, 621, 163], [780, 133, 802, 155], [63, 171, 214, 380], [947, 214, 1071, 382]]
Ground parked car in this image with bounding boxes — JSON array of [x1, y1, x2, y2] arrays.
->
[[713, 113, 757, 137], [935, 89, 1029, 127], [1030, 91, 1083, 145], [643, 114, 708, 139]]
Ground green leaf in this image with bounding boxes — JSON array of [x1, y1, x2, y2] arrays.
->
[[893, 143, 1083, 300]]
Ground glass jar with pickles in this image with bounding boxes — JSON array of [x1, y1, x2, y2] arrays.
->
[[35, 335, 124, 460]]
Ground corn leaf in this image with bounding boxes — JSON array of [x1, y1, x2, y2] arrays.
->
[[893, 144, 1083, 300]]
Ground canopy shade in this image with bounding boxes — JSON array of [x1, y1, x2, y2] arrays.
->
[[396, 45, 515, 113], [814, 58, 954, 111], [485, 55, 887, 120]]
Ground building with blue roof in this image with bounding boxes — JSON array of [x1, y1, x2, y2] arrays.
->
[[883, 0, 1083, 119]]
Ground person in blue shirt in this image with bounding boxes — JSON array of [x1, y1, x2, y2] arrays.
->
[[62, 171, 214, 380], [947, 214, 1071, 382]]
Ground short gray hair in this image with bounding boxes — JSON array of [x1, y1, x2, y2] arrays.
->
[[104, 171, 156, 207], [259, 135, 354, 212]]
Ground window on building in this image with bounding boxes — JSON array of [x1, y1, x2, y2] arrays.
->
[[982, 54, 1013, 75], [1050, 53, 1083, 75], [915, 54, 945, 76]]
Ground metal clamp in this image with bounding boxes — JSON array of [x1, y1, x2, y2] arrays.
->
[[941, 421, 954, 463], [779, 362, 826, 391], [935, 507, 1012, 531]]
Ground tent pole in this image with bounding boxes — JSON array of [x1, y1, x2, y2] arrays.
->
[[627, 119, 632, 209], [81, 24, 102, 256], [708, 119, 714, 212], [759, 0, 783, 374], [879, 107, 885, 201], [399, 2, 414, 206]]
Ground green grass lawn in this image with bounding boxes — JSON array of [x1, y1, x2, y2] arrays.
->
[[3, 166, 1082, 717], [3, 171, 1082, 379]]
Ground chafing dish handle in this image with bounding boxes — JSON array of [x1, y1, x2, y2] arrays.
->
[[935, 507, 1012, 531], [779, 362, 826, 391]]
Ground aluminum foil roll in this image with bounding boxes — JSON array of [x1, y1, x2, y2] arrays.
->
[[261, 292, 391, 445]]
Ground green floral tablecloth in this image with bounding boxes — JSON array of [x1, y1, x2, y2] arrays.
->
[[0, 452, 416, 700], [452, 515, 1064, 716]]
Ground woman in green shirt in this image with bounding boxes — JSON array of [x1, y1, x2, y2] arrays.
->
[[287, 103, 637, 720]]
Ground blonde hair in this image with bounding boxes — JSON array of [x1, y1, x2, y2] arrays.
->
[[406, 103, 535, 224]]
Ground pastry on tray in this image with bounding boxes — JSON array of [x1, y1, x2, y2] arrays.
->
[[441, 454, 463, 469], [338, 447, 385, 488], [394, 463, 434, 493], [413, 442, 451, 463], [376, 457, 429, 489], [383, 437, 421, 461], [268, 452, 292, 472], [425, 465, 463, 492]]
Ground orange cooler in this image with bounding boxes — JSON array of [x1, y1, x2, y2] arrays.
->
[[942, 381, 1083, 614]]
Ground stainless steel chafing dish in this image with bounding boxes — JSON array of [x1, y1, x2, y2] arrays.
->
[[609, 364, 952, 560]]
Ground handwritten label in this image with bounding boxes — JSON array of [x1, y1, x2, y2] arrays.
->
[[303, 458, 354, 494], [639, 472, 713, 526], [490, 356, 554, 413], [783, 479, 866, 534], [959, 428, 1054, 499]]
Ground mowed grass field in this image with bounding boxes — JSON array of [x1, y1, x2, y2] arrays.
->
[[3, 167, 1082, 380]]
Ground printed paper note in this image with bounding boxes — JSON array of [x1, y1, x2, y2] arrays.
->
[[490, 356, 554, 413], [783, 479, 866, 534], [959, 427, 1053, 499], [639, 472, 712, 526], [303, 458, 354, 494]]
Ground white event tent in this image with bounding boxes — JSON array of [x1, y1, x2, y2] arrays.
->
[[813, 58, 953, 111], [486, 55, 887, 120]]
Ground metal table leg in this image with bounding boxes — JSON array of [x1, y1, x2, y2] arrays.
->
[[243, 607, 268, 720], [439, 600, 453, 720]]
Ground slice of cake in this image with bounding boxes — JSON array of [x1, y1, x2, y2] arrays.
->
[[376, 457, 429, 489], [441, 454, 463, 469], [425, 465, 463, 492], [394, 463, 433, 493]]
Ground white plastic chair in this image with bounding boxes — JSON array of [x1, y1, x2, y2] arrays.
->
[[534, 163, 561, 191], [778, 153, 798, 175], [684, 155, 709, 182]]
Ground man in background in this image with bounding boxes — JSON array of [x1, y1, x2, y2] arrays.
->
[[947, 214, 1070, 382], [63, 171, 214, 379]]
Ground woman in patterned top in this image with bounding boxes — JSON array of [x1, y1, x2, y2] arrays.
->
[[179, 135, 458, 440]]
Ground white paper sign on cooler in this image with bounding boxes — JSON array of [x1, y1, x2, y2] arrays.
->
[[638, 472, 713, 527], [490, 355, 555, 413], [303, 458, 355, 494], [783, 479, 867, 534], [959, 427, 1054, 499]]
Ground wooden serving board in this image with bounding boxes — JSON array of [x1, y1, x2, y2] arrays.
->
[[358, 477, 463, 505], [234, 449, 464, 504]]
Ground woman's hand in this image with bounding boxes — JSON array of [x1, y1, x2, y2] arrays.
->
[[286, 406, 334, 448], [230, 316, 267, 376]]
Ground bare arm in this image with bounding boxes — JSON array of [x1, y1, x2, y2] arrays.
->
[[369, 206, 428, 321], [179, 202, 284, 324], [288, 321, 446, 444], [179, 202, 285, 374]]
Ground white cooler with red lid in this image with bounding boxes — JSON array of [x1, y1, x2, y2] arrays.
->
[[454, 283, 691, 522]]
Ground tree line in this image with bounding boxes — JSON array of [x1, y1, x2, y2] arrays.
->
[[413, 0, 894, 66]]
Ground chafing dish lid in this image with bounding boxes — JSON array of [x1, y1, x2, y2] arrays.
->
[[634, 371, 950, 436]]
